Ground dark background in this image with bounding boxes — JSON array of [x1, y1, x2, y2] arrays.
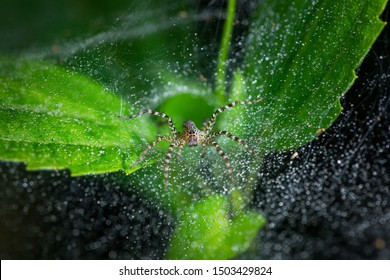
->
[[0, 1, 389, 259]]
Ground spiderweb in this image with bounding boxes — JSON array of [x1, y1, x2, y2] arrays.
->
[[0, 0, 389, 259]]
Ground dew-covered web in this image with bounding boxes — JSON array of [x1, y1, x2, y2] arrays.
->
[[0, 0, 239, 259], [0, 0, 390, 260], [250, 7, 390, 258], [0, 0, 205, 259]]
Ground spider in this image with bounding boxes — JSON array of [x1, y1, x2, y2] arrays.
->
[[119, 98, 263, 190]]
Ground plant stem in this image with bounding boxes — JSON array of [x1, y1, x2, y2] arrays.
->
[[215, 0, 236, 105]]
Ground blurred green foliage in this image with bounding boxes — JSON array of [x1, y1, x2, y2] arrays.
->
[[0, 0, 387, 260]]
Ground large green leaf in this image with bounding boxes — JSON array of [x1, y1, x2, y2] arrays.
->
[[0, 57, 156, 175], [244, 0, 387, 152]]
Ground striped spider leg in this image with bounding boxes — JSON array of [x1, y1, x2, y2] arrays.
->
[[118, 110, 182, 190], [118, 98, 263, 190]]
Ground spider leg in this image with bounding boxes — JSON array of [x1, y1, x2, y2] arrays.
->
[[164, 143, 176, 190], [201, 143, 207, 158], [118, 109, 177, 136], [209, 141, 234, 182], [203, 98, 264, 134], [201, 118, 209, 129], [176, 141, 185, 162], [130, 136, 171, 169], [211, 131, 258, 158]]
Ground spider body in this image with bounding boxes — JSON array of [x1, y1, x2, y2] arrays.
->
[[119, 98, 263, 190], [182, 120, 205, 147]]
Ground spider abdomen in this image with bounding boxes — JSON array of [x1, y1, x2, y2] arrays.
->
[[187, 134, 199, 146], [183, 120, 201, 146]]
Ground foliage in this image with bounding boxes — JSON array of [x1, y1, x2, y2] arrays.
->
[[0, 0, 387, 259]]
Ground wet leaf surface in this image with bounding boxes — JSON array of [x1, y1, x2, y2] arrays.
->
[[0, 57, 156, 175], [244, 0, 387, 152]]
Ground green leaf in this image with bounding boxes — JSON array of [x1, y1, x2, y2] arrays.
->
[[218, 71, 252, 140], [0, 57, 156, 175], [155, 68, 216, 129], [244, 0, 387, 152], [167, 195, 266, 260]]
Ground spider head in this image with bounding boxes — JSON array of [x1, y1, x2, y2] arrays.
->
[[183, 120, 199, 147]]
